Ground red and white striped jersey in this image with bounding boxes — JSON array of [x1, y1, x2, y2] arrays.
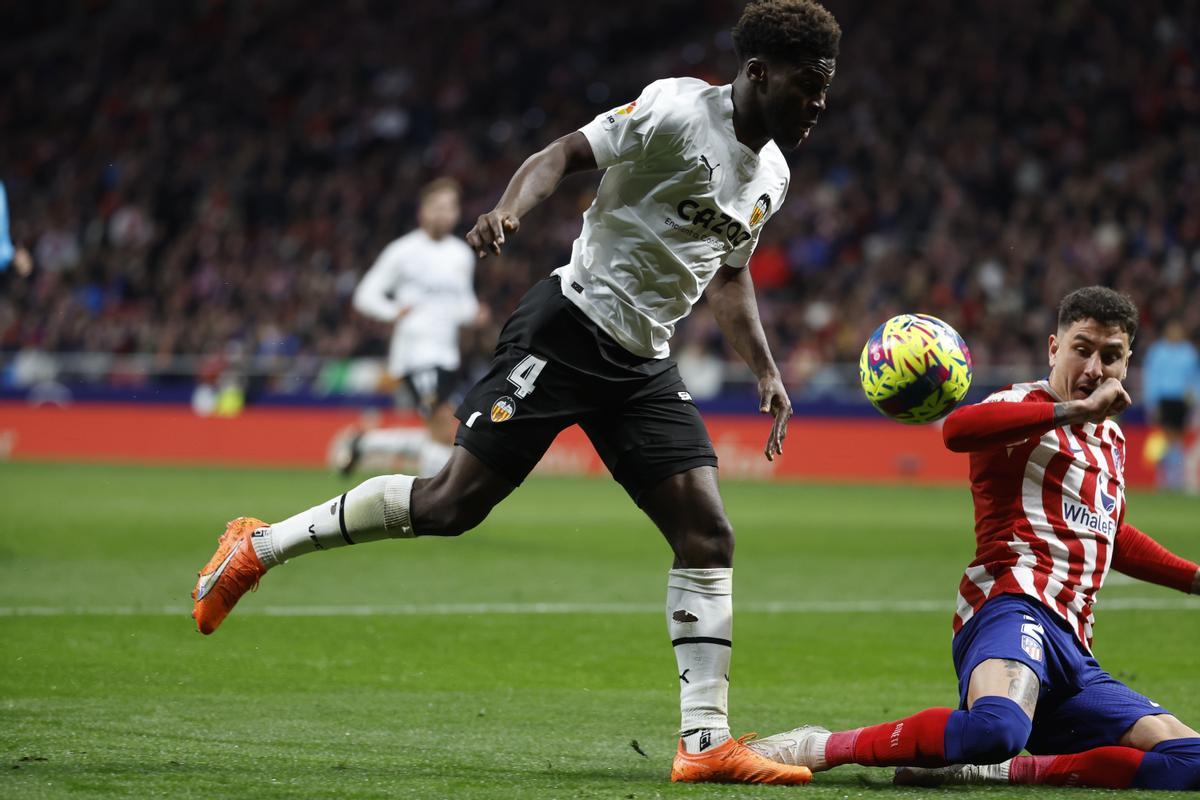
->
[[950, 380, 1127, 651]]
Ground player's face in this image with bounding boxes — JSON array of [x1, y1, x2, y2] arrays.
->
[[418, 189, 461, 238], [1048, 319, 1131, 401], [760, 57, 835, 150]]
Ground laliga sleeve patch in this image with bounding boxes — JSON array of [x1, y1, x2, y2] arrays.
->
[[600, 99, 638, 130]]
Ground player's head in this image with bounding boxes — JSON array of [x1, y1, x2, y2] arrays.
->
[[732, 0, 841, 150], [1048, 286, 1138, 401], [417, 177, 461, 239]]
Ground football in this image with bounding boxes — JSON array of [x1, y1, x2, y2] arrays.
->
[[859, 314, 973, 424]]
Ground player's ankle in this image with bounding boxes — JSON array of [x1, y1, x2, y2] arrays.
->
[[681, 728, 732, 754]]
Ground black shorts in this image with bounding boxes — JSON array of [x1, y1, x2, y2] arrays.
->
[[1158, 398, 1190, 433], [402, 367, 462, 417], [455, 277, 717, 502]]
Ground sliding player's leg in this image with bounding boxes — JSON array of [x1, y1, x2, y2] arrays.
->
[[752, 593, 1042, 772], [897, 702, 1200, 789], [995, 681, 1200, 789], [898, 614, 1200, 789]]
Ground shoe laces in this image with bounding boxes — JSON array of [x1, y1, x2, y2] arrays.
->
[[214, 555, 261, 603], [722, 733, 759, 761]]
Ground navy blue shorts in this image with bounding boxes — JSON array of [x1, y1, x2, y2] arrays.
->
[[952, 593, 1170, 754]]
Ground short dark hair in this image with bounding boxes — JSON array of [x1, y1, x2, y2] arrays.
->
[[419, 177, 460, 204], [732, 0, 841, 63], [1057, 286, 1138, 341]]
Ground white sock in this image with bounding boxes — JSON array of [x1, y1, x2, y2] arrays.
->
[[252, 474, 415, 567], [668, 567, 733, 753], [359, 428, 427, 459], [417, 441, 453, 477]]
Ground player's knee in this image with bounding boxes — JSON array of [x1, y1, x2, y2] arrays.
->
[[672, 516, 734, 568], [411, 482, 494, 537], [947, 697, 1031, 764]]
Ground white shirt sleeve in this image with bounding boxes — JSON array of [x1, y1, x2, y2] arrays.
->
[[579, 80, 684, 169], [353, 240, 407, 322]]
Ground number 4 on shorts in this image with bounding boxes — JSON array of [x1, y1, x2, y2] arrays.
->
[[507, 354, 547, 398]]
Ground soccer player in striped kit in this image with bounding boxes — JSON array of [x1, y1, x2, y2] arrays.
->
[[752, 287, 1200, 790]]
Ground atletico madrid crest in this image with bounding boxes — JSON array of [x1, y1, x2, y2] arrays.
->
[[490, 396, 516, 423]]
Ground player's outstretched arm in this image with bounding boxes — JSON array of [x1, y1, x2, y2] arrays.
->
[[1111, 523, 1200, 593], [944, 378, 1132, 452], [706, 265, 791, 461], [466, 131, 597, 259]]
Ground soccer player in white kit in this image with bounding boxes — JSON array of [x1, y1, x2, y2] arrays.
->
[[335, 178, 483, 477], [750, 288, 1200, 790], [192, 0, 841, 784]]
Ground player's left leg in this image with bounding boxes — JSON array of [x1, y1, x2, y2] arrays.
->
[[580, 391, 810, 785], [898, 718, 1200, 790], [639, 466, 734, 753], [1003, 683, 1200, 790], [639, 466, 809, 784]]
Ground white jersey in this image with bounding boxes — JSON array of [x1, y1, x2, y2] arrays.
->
[[554, 77, 790, 359], [353, 229, 478, 377]]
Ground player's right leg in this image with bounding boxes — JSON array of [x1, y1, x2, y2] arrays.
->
[[191, 447, 515, 633], [195, 281, 573, 635], [751, 673, 1032, 774], [751, 596, 1043, 773]]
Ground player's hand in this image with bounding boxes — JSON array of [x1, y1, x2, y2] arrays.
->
[[1191, 568, 1200, 595], [467, 210, 520, 259], [758, 373, 792, 462], [1077, 377, 1131, 423]]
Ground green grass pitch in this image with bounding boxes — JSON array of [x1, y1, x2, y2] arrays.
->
[[2, 460, 1198, 799]]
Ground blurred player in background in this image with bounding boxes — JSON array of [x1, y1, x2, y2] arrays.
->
[[193, 0, 842, 784], [751, 287, 1200, 790], [332, 177, 486, 478], [0, 181, 33, 277], [1142, 319, 1199, 492]]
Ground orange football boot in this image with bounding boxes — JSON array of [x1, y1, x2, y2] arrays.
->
[[670, 734, 814, 784], [191, 516, 269, 634]]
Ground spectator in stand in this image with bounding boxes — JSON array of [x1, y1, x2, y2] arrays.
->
[[1, 1, 1199, 402]]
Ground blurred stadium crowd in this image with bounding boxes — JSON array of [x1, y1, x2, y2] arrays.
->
[[1, 0, 1198, 398]]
